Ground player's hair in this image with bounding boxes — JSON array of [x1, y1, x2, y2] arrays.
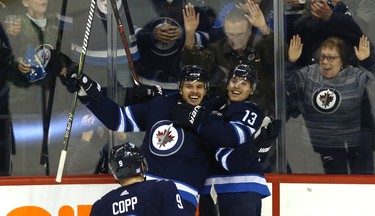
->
[[178, 64, 209, 89], [109, 142, 148, 181]]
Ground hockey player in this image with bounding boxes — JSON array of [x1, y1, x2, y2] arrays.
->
[[172, 64, 281, 216], [62, 64, 243, 215], [90, 142, 186, 216]]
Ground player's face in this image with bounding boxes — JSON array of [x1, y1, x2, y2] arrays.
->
[[227, 76, 253, 102], [319, 47, 343, 78], [180, 81, 207, 106], [224, 20, 251, 51]]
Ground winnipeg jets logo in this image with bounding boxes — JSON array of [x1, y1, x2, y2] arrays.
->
[[312, 88, 341, 114], [150, 121, 184, 156], [156, 123, 175, 148], [35, 44, 53, 67]]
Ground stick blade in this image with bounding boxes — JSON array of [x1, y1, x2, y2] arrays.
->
[[55, 150, 67, 183]]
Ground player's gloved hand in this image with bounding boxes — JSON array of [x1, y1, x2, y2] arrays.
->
[[171, 102, 208, 130], [249, 118, 282, 155], [59, 61, 77, 91], [202, 95, 226, 111], [134, 84, 163, 100], [61, 63, 103, 102]]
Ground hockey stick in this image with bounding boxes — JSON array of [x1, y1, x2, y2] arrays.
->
[[122, 0, 140, 61], [110, 0, 140, 86], [56, 0, 97, 183], [39, 0, 69, 176]]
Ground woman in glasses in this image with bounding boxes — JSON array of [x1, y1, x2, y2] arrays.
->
[[286, 35, 375, 174]]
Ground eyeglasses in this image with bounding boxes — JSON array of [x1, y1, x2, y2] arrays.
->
[[319, 55, 340, 62]]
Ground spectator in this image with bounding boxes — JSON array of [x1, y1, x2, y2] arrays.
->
[[182, 1, 275, 117], [6, 0, 69, 87], [0, 2, 15, 176], [4, 0, 74, 174], [172, 64, 281, 216], [134, 0, 215, 90], [209, 0, 274, 43], [286, 34, 375, 174], [291, 0, 373, 67], [90, 142, 186, 216], [61, 64, 241, 215], [289, 0, 375, 152]]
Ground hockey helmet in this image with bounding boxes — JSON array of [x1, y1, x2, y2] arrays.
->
[[109, 142, 148, 181], [227, 64, 258, 92], [179, 64, 209, 89]]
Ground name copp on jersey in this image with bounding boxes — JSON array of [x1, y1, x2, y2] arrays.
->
[[90, 180, 185, 216]]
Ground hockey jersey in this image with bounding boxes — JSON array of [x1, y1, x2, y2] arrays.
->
[[90, 180, 185, 216], [198, 101, 271, 197], [86, 93, 215, 209]]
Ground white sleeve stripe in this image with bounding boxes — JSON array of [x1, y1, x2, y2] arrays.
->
[[117, 106, 125, 132], [205, 175, 267, 186], [215, 148, 225, 161], [230, 122, 245, 145], [220, 149, 233, 171], [145, 174, 198, 199], [125, 106, 140, 132], [231, 121, 258, 142]]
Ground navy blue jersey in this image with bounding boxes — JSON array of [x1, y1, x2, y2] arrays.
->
[[198, 101, 270, 197], [199, 101, 265, 147], [87, 93, 215, 211], [90, 180, 185, 216]]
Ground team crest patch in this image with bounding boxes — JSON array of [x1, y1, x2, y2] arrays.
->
[[312, 88, 341, 114], [149, 120, 184, 156], [35, 44, 54, 67]]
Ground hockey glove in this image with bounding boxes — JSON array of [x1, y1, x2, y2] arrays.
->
[[171, 102, 207, 131], [202, 95, 226, 111], [62, 63, 102, 102], [59, 61, 77, 90], [134, 84, 163, 100], [249, 118, 282, 155]]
